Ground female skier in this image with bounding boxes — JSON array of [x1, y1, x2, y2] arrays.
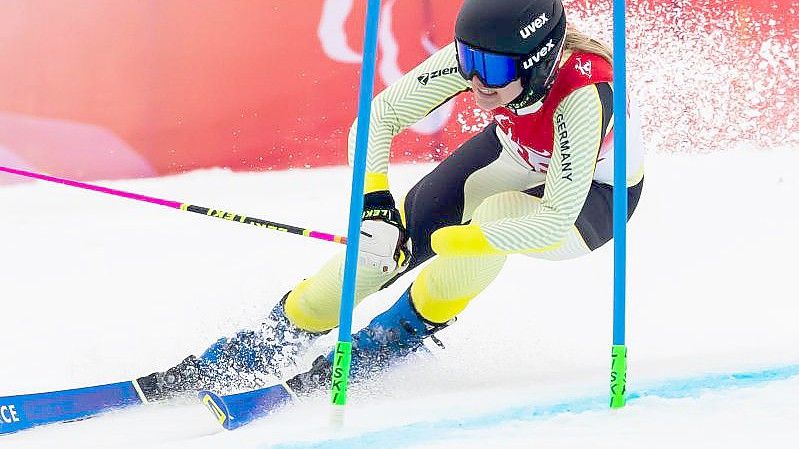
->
[[137, 0, 645, 400]]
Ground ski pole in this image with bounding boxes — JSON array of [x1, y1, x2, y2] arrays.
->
[[0, 165, 347, 245]]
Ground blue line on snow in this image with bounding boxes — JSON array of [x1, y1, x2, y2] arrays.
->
[[266, 364, 799, 449]]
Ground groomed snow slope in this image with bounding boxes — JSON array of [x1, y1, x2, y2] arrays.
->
[[1, 148, 798, 448]]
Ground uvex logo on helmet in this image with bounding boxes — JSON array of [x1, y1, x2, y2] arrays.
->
[[519, 13, 549, 39], [522, 39, 555, 69]]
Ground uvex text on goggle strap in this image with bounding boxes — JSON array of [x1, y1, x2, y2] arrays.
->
[[456, 40, 522, 88]]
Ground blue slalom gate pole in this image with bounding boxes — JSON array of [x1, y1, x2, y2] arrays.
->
[[330, 0, 382, 421], [610, 0, 629, 409]]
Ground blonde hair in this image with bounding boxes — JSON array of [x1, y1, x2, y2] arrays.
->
[[564, 23, 613, 64]]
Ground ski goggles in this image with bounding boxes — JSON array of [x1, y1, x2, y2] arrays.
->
[[456, 40, 521, 88]]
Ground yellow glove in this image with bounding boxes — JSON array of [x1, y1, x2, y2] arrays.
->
[[430, 224, 504, 256]]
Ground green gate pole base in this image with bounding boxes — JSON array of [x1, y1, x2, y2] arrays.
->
[[331, 341, 353, 406], [330, 341, 353, 427], [610, 344, 628, 409]]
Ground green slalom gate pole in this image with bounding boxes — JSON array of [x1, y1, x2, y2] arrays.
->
[[330, 0, 382, 424], [610, 0, 629, 409]]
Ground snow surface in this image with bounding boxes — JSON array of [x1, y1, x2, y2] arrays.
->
[[2, 149, 799, 448]]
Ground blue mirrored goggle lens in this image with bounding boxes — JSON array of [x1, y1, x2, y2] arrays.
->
[[456, 41, 474, 75], [456, 41, 520, 88], [480, 52, 519, 88]]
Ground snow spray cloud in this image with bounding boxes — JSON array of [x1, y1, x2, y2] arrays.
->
[[564, 0, 798, 153]]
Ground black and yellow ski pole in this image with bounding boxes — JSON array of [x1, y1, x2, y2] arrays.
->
[[0, 165, 347, 245]]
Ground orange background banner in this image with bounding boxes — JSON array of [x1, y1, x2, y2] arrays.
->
[[0, 1, 796, 183]]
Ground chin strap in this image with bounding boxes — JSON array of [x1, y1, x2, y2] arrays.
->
[[509, 97, 546, 115], [507, 84, 543, 111]]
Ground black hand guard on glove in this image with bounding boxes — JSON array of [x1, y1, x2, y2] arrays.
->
[[362, 190, 402, 224], [359, 190, 411, 273]]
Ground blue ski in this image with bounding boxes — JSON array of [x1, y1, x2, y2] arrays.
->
[[0, 381, 146, 435], [199, 383, 295, 430], [199, 355, 333, 430]]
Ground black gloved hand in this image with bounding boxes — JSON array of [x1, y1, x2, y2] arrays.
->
[[358, 191, 411, 273]]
